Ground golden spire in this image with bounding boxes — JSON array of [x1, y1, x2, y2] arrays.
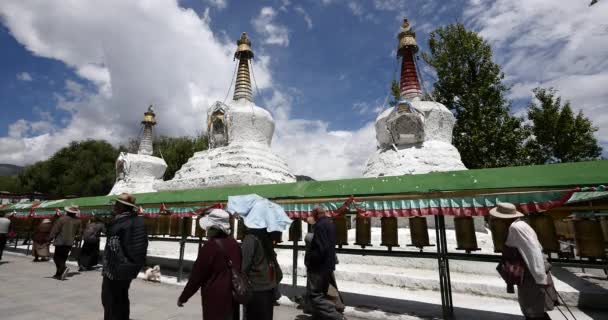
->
[[233, 32, 254, 102]]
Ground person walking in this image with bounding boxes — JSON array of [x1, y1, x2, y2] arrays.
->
[[78, 217, 105, 271], [32, 218, 53, 262], [492, 203, 558, 320], [305, 206, 346, 320], [102, 193, 148, 320], [0, 214, 11, 261], [48, 205, 81, 280], [177, 209, 241, 320], [241, 225, 282, 320]]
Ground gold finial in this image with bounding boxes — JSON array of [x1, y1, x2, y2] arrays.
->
[[235, 32, 254, 60], [397, 17, 418, 55], [142, 104, 156, 125]]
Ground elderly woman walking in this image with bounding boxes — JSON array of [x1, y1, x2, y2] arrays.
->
[[49, 205, 81, 280], [32, 218, 53, 262], [492, 203, 558, 320], [178, 209, 241, 320]]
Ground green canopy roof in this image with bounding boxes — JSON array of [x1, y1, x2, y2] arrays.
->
[[2, 160, 607, 211]]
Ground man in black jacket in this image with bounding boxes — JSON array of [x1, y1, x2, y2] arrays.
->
[[102, 193, 148, 320], [305, 207, 346, 320]]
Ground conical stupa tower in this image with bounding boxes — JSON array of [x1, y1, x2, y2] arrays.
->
[[109, 105, 167, 195], [363, 19, 466, 177], [158, 33, 295, 190]]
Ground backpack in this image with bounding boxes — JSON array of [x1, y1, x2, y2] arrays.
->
[[214, 239, 252, 304]]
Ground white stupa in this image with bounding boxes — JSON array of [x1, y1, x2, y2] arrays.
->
[[109, 106, 168, 195], [157, 33, 295, 190], [363, 19, 466, 177]]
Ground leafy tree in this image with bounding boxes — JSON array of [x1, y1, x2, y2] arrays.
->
[[526, 87, 602, 164], [422, 23, 530, 169], [0, 176, 22, 193], [18, 140, 119, 198], [152, 135, 208, 180]]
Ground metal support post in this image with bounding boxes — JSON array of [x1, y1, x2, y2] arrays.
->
[[177, 218, 187, 283], [434, 216, 447, 317], [435, 215, 454, 319], [292, 239, 299, 289], [439, 215, 454, 314]]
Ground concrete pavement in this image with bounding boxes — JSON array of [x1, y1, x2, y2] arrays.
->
[[0, 253, 346, 320]]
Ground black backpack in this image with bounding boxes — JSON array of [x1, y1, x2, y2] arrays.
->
[[214, 239, 252, 304]]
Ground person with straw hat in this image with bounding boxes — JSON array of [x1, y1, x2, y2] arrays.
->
[[48, 205, 81, 280], [178, 208, 241, 320], [102, 193, 148, 320], [491, 203, 557, 320]]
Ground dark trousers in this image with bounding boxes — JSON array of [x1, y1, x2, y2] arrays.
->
[[0, 234, 7, 260], [244, 289, 274, 320], [53, 245, 72, 277], [102, 276, 132, 320], [309, 270, 343, 320], [78, 240, 100, 269]]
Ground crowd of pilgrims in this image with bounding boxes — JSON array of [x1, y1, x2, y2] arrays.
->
[[0, 195, 559, 320]]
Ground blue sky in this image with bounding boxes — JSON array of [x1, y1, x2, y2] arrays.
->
[[0, 0, 606, 179]]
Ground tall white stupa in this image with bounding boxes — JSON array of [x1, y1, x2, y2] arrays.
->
[[109, 106, 168, 195], [157, 33, 295, 190], [364, 19, 466, 177]]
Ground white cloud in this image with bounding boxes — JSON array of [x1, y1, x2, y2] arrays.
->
[[203, 0, 227, 10], [252, 7, 290, 47], [16, 72, 32, 81], [348, 1, 364, 16], [0, 0, 375, 180], [294, 6, 313, 30], [464, 0, 608, 150]]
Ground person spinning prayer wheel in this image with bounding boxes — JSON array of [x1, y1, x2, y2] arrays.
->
[[493, 203, 558, 320]]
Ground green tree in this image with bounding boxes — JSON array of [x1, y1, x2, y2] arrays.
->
[[422, 23, 530, 169], [152, 135, 208, 180], [0, 176, 22, 193], [526, 87, 602, 164], [18, 140, 119, 198]]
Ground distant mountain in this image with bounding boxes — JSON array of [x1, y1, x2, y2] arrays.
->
[[0, 164, 24, 176], [295, 175, 315, 182]]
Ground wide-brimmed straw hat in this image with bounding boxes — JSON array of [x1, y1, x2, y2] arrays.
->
[[64, 205, 80, 215], [114, 193, 137, 208], [199, 208, 231, 234], [489, 202, 524, 219]]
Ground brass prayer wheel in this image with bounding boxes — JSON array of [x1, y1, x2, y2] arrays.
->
[[454, 216, 480, 253], [355, 216, 372, 248], [490, 217, 515, 253], [333, 215, 348, 246], [408, 216, 431, 250], [573, 218, 607, 259], [157, 215, 170, 235], [527, 214, 559, 253], [169, 216, 181, 237], [289, 219, 302, 241], [194, 216, 206, 238], [600, 217, 608, 243], [183, 217, 193, 237], [237, 218, 246, 241], [380, 217, 399, 248], [144, 216, 157, 236]]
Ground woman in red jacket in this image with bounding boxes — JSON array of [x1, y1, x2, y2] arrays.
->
[[178, 209, 241, 320]]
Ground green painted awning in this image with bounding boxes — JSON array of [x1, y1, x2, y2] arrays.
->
[[2, 161, 607, 217]]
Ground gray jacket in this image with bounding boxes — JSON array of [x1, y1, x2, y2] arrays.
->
[[49, 215, 81, 246]]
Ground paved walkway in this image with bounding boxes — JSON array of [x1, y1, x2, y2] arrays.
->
[[0, 253, 341, 320]]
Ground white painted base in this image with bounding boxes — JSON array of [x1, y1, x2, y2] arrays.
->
[[108, 153, 167, 195], [156, 141, 296, 191], [363, 140, 466, 177]]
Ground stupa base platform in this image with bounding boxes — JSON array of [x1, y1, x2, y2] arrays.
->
[[156, 142, 295, 191], [363, 140, 466, 177]]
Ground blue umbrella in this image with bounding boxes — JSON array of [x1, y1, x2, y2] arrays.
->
[[226, 194, 292, 232]]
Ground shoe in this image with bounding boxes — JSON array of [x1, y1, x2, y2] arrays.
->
[[61, 267, 70, 280], [33, 258, 39, 262]]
